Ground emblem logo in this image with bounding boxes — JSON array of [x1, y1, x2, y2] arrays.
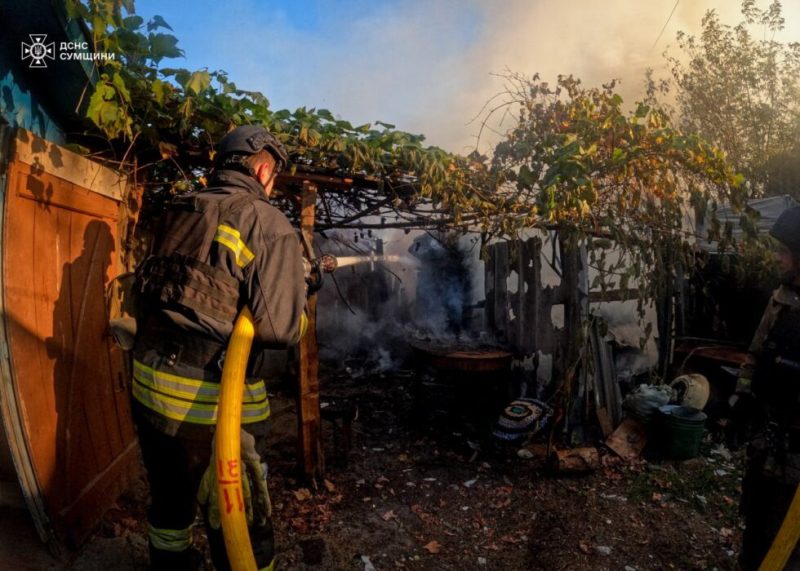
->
[[21, 34, 55, 68]]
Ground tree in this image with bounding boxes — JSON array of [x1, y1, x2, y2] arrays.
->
[[64, 0, 501, 236], [484, 72, 748, 404], [664, 0, 800, 198], [489, 73, 745, 302]]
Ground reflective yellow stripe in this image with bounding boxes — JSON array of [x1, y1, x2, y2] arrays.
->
[[148, 524, 192, 552], [736, 376, 752, 393], [215, 224, 255, 268], [133, 360, 267, 404], [132, 360, 270, 425], [299, 312, 309, 338]]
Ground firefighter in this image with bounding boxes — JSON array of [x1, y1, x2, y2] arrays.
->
[[730, 205, 800, 570], [132, 125, 307, 570]]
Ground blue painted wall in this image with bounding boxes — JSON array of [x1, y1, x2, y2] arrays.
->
[[0, 0, 98, 144], [0, 47, 66, 143]]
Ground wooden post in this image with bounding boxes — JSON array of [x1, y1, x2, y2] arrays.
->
[[297, 181, 324, 482]]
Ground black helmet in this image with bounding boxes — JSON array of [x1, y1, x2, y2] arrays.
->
[[770, 205, 800, 255], [216, 125, 289, 172]]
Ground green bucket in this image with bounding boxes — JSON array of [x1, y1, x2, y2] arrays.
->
[[658, 405, 707, 460]]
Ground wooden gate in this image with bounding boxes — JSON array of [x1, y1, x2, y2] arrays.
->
[[0, 129, 137, 549]]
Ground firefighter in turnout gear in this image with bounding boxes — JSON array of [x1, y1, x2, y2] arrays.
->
[[731, 205, 800, 570], [132, 125, 307, 570]]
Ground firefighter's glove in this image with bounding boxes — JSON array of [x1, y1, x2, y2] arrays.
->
[[241, 430, 272, 526], [197, 433, 262, 529], [197, 460, 221, 529], [303, 258, 323, 296]]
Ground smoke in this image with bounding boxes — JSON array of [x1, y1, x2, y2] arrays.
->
[[314, 229, 412, 368], [314, 228, 483, 368], [172, 0, 800, 155]]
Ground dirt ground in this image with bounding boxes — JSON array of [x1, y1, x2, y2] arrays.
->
[[77, 364, 744, 571]]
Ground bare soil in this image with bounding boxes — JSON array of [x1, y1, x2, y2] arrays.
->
[[78, 366, 744, 571]]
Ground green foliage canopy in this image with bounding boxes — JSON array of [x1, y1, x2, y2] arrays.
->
[[489, 73, 748, 307], [665, 0, 800, 198], [67, 0, 752, 307]]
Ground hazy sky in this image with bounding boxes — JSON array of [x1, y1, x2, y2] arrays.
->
[[134, 0, 800, 154]]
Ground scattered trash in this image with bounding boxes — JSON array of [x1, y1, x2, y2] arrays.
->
[[517, 443, 549, 460], [361, 555, 376, 571], [599, 493, 627, 502], [423, 540, 442, 554], [595, 545, 612, 556], [493, 398, 552, 442], [552, 447, 600, 473], [670, 374, 710, 410], [606, 418, 647, 460], [478, 556, 488, 565], [710, 445, 733, 461], [623, 384, 674, 422], [657, 405, 707, 460], [463, 478, 478, 488]]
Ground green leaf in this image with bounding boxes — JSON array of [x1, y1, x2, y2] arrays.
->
[[517, 164, 536, 188], [123, 15, 144, 29], [186, 70, 211, 95], [65, 0, 90, 20], [147, 15, 173, 32], [149, 33, 183, 63], [152, 79, 168, 105], [173, 69, 191, 88], [112, 72, 131, 103]]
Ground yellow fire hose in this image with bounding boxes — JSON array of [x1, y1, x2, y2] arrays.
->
[[759, 485, 800, 571], [215, 307, 258, 571]]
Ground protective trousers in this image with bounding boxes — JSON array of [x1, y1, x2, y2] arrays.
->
[[740, 435, 800, 570], [134, 407, 275, 571]]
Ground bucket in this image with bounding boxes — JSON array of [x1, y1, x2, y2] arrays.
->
[[657, 405, 707, 460]]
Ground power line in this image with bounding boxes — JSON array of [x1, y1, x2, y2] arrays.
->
[[653, 0, 680, 49]]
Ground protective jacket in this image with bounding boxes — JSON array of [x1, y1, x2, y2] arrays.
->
[[738, 285, 800, 403], [737, 284, 800, 570], [133, 169, 307, 435]]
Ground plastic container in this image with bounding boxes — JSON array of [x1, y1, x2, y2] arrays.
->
[[657, 404, 707, 460]]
